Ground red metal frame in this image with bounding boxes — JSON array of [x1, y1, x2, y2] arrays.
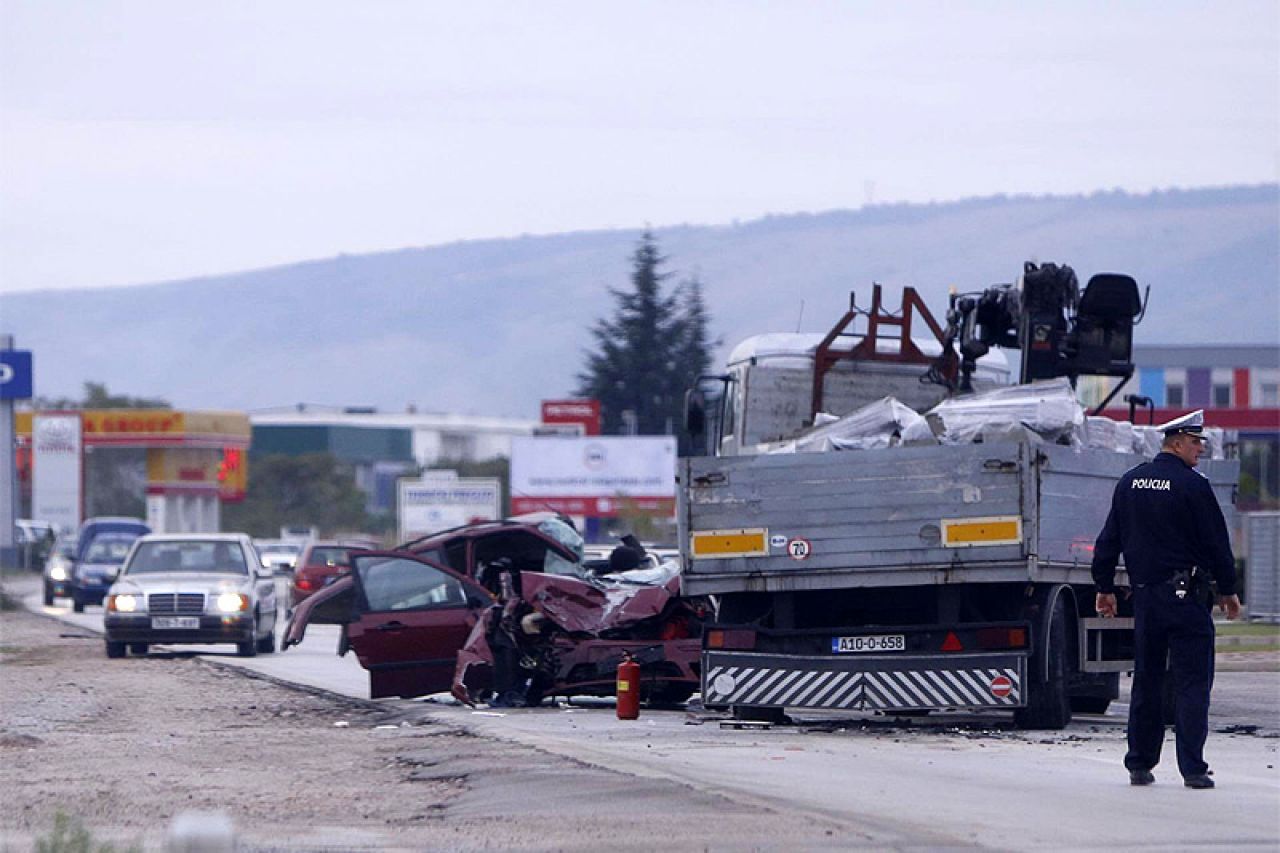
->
[[810, 285, 951, 418]]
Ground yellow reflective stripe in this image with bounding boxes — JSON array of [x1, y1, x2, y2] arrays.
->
[[690, 528, 769, 558], [941, 516, 1022, 547]]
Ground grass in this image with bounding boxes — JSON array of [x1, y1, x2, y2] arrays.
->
[[1217, 622, 1280, 638], [35, 812, 139, 853]]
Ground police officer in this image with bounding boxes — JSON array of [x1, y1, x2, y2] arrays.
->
[[1092, 410, 1241, 789]]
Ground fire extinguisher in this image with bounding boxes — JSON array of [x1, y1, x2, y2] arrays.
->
[[616, 651, 640, 720]]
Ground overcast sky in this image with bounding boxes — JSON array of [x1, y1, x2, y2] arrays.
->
[[1, 1, 1276, 295]]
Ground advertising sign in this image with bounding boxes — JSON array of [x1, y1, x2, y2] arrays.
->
[[398, 477, 502, 542], [32, 414, 83, 532], [541, 399, 601, 436], [509, 436, 676, 518]]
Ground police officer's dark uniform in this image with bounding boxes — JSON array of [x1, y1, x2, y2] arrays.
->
[[1091, 410, 1237, 789]]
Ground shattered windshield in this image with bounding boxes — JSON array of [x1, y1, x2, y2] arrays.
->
[[537, 518, 586, 577]]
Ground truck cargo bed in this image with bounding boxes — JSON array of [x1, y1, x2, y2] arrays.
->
[[678, 440, 1238, 596]]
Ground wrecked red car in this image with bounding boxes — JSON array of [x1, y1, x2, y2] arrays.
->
[[397, 512, 588, 585], [283, 519, 706, 706], [452, 559, 704, 707]]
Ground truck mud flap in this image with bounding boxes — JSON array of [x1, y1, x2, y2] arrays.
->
[[703, 650, 1027, 711]]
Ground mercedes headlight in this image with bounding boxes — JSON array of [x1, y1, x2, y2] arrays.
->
[[216, 592, 249, 613], [109, 594, 140, 613]]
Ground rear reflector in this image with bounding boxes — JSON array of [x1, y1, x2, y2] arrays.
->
[[941, 631, 964, 652], [690, 528, 769, 559], [706, 629, 757, 650], [941, 516, 1022, 548]]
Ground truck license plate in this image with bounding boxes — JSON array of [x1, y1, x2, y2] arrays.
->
[[152, 616, 199, 630], [832, 634, 905, 653]]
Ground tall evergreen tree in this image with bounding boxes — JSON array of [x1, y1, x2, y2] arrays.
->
[[576, 232, 716, 440]]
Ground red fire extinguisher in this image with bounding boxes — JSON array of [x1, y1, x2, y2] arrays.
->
[[616, 651, 640, 720]]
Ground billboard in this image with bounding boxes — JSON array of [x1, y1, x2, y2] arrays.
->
[[509, 436, 676, 517], [398, 477, 502, 542], [32, 414, 83, 532], [541, 399, 601, 436]]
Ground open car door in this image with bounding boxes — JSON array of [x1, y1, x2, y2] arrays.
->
[[342, 551, 493, 699]]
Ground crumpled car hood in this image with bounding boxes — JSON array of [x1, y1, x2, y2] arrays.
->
[[521, 570, 679, 634]]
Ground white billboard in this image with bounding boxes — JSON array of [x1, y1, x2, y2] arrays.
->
[[398, 477, 501, 542], [509, 436, 676, 517], [32, 414, 83, 532]]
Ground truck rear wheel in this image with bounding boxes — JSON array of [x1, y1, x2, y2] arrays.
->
[[731, 705, 791, 724], [1014, 597, 1072, 730]]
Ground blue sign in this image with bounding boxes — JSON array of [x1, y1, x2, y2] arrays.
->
[[0, 350, 33, 399]]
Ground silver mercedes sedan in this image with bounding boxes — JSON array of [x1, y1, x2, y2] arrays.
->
[[102, 533, 279, 658]]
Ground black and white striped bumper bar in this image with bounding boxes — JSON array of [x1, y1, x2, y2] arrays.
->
[[703, 650, 1027, 711]]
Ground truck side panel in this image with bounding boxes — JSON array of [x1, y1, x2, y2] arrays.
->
[[680, 441, 1032, 595]]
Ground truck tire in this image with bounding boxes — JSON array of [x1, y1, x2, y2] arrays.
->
[[732, 705, 791, 724], [1070, 697, 1111, 715], [1014, 597, 1072, 730]]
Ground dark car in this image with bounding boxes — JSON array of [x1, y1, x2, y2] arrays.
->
[[69, 518, 151, 612], [290, 542, 361, 606], [42, 533, 79, 605]]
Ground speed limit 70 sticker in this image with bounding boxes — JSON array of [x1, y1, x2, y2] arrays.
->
[[786, 537, 812, 560]]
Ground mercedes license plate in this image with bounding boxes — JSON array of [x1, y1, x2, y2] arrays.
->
[[832, 634, 905, 653], [152, 616, 200, 630]]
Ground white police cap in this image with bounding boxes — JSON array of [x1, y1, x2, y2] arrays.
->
[[1160, 409, 1205, 436]]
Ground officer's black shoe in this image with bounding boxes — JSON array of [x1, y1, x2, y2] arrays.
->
[[1129, 769, 1156, 786], [1183, 774, 1215, 789]]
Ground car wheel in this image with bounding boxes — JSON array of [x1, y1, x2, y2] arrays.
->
[[237, 615, 259, 657], [43, 582, 54, 606], [105, 641, 126, 659], [72, 593, 86, 613], [130, 643, 149, 656], [255, 627, 276, 654]]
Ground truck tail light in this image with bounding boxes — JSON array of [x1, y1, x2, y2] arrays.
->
[[706, 629, 757, 650], [976, 627, 1028, 650]]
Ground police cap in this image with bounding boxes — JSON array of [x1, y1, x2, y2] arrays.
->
[[1160, 409, 1205, 437]]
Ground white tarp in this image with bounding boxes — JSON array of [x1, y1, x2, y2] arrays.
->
[[767, 377, 1227, 459]]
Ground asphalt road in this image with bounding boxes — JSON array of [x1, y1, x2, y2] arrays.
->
[[14, 576, 1280, 850]]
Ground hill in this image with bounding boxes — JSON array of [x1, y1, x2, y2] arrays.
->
[[4, 185, 1276, 418]]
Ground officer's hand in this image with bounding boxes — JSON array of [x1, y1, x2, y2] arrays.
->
[[1218, 594, 1241, 620], [1095, 593, 1117, 618]]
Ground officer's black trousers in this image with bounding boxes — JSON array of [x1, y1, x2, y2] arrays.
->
[[1125, 584, 1216, 778]]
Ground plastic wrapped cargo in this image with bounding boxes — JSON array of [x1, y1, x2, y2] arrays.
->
[[765, 397, 926, 453]]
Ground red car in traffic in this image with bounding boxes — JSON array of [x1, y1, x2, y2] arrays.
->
[[290, 542, 361, 607]]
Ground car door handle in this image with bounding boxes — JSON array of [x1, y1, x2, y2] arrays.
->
[[374, 621, 407, 632]]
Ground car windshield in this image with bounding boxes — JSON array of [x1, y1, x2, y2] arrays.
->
[[82, 535, 138, 564], [127, 541, 249, 575], [537, 517, 586, 576], [307, 547, 351, 567], [261, 545, 299, 557]]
